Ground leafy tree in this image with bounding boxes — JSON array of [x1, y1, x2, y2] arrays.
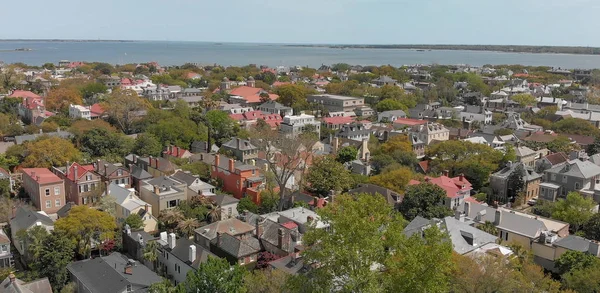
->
[[23, 136, 82, 168], [552, 192, 595, 231], [69, 119, 115, 138], [96, 194, 115, 217], [400, 183, 453, 221], [533, 200, 555, 218], [368, 166, 415, 193], [143, 240, 161, 270], [507, 164, 525, 202], [0, 97, 21, 115], [336, 146, 358, 164], [552, 118, 600, 136], [555, 250, 599, 275], [511, 93, 537, 107], [35, 232, 75, 291], [124, 214, 145, 230], [477, 221, 498, 236], [159, 209, 185, 231], [380, 134, 413, 154], [237, 196, 259, 214], [176, 218, 200, 238], [494, 128, 514, 136], [133, 133, 163, 157], [255, 251, 281, 270], [305, 156, 353, 197], [22, 225, 49, 263], [147, 117, 206, 149], [80, 82, 108, 101], [148, 278, 179, 293], [46, 87, 84, 112], [79, 128, 134, 161], [54, 205, 116, 258], [178, 256, 246, 293], [588, 137, 600, 156], [243, 269, 289, 293], [179, 161, 211, 182], [561, 264, 600, 292], [102, 89, 150, 134], [204, 110, 238, 146], [275, 84, 309, 108], [584, 213, 600, 241], [375, 98, 407, 112]]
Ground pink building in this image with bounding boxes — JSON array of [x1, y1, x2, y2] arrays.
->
[[21, 168, 66, 214]]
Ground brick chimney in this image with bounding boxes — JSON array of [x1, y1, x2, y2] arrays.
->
[[73, 166, 78, 181], [459, 173, 465, 182], [255, 218, 263, 237], [217, 232, 223, 247], [124, 264, 133, 275], [215, 154, 220, 168], [65, 161, 70, 176], [277, 228, 288, 250], [442, 170, 449, 177], [153, 185, 160, 195], [228, 159, 235, 173]]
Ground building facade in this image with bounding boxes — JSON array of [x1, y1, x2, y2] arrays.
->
[[21, 168, 66, 214]]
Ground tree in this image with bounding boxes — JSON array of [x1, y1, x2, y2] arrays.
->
[[148, 278, 179, 293], [125, 214, 145, 230], [132, 133, 163, 157], [23, 136, 82, 168], [368, 167, 415, 193], [204, 110, 238, 146], [176, 218, 200, 238], [146, 117, 206, 149], [179, 256, 246, 293], [79, 128, 134, 161], [237, 196, 259, 214], [35, 232, 75, 291], [180, 161, 211, 182], [336, 146, 358, 164], [275, 84, 309, 107], [552, 192, 595, 231], [80, 82, 107, 101], [507, 164, 525, 202], [552, 118, 600, 136], [588, 136, 600, 156], [23, 225, 49, 263], [305, 156, 353, 197], [143, 240, 161, 270], [243, 269, 289, 293], [379, 135, 413, 154], [477, 221, 498, 236], [399, 183, 453, 221], [511, 93, 537, 107], [555, 250, 599, 275], [54, 205, 116, 258], [102, 89, 150, 134], [159, 209, 185, 231], [96, 193, 115, 217], [584, 213, 600, 241], [45, 87, 84, 112]]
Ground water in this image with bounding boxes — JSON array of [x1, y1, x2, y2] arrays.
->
[[1, 41, 600, 69]]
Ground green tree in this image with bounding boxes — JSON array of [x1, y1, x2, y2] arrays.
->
[[243, 269, 289, 293], [23, 137, 82, 168], [176, 218, 200, 238], [204, 110, 238, 146], [507, 164, 525, 202], [180, 161, 211, 182], [305, 156, 354, 197], [146, 117, 206, 149], [54, 205, 116, 258], [561, 264, 600, 292], [148, 278, 180, 293], [79, 128, 134, 161], [375, 99, 407, 112], [555, 250, 599, 275], [23, 225, 49, 263], [477, 221, 498, 236], [237, 196, 259, 214], [336, 146, 358, 164], [46, 87, 84, 112], [96, 193, 115, 217], [124, 214, 145, 230], [511, 93, 537, 107], [143, 240, 161, 270], [80, 82, 108, 101], [588, 136, 600, 156], [552, 118, 600, 136], [275, 84, 309, 108], [178, 256, 246, 293], [133, 133, 163, 157], [400, 183, 453, 221], [552, 192, 595, 232], [369, 167, 414, 193], [102, 89, 150, 134], [36, 232, 75, 291], [584, 212, 600, 241]]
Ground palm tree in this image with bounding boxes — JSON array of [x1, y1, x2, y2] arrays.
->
[[207, 204, 222, 223], [478, 221, 498, 236], [25, 226, 49, 263], [143, 240, 160, 271], [159, 209, 184, 230], [176, 218, 200, 238]]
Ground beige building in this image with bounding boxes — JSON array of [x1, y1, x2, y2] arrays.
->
[[21, 168, 66, 214], [515, 145, 538, 168], [139, 176, 187, 217], [107, 183, 158, 233], [408, 122, 449, 145]]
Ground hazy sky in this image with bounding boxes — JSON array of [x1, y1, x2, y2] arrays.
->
[[3, 0, 600, 46]]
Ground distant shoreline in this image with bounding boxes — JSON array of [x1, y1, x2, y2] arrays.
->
[[286, 44, 600, 56], [0, 39, 136, 43]]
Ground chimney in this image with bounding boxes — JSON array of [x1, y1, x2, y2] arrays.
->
[[255, 218, 263, 237], [592, 177, 597, 191], [263, 163, 269, 172], [189, 245, 197, 263], [332, 137, 340, 154], [73, 166, 78, 181], [153, 185, 160, 195], [459, 173, 465, 182], [133, 155, 137, 164], [125, 224, 131, 235], [145, 204, 149, 212], [442, 170, 449, 177], [160, 231, 167, 242], [149, 156, 154, 168], [124, 265, 133, 275], [464, 202, 471, 217], [215, 154, 220, 168], [228, 159, 235, 173], [494, 210, 502, 226], [237, 138, 241, 150], [168, 233, 176, 249], [104, 164, 108, 176], [278, 228, 286, 249], [65, 161, 70, 176], [217, 232, 223, 247], [454, 210, 462, 221]]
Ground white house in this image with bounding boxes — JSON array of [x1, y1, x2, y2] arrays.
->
[[69, 104, 91, 120], [156, 232, 216, 285], [279, 114, 321, 138], [9, 207, 54, 258], [107, 183, 158, 233]]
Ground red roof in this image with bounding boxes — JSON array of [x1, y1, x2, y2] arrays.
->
[[90, 103, 105, 116], [322, 116, 355, 125], [67, 61, 85, 68], [393, 118, 428, 126], [229, 111, 283, 128], [418, 161, 430, 173], [409, 175, 472, 199], [281, 222, 298, 229], [163, 146, 190, 158], [186, 72, 201, 79], [9, 90, 41, 99], [272, 81, 291, 87], [229, 86, 279, 103], [121, 78, 133, 86], [23, 97, 44, 110], [22, 168, 62, 184], [544, 152, 569, 166], [64, 163, 95, 181], [464, 197, 481, 204]]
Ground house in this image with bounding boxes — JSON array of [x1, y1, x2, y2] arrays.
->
[[228, 85, 278, 107], [21, 168, 66, 214], [408, 123, 449, 146], [515, 145, 538, 168], [242, 213, 301, 257], [279, 114, 321, 138], [94, 160, 131, 188], [372, 75, 397, 86], [533, 235, 600, 272], [536, 152, 569, 173], [281, 191, 325, 210], [354, 106, 375, 117], [139, 176, 187, 217], [336, 123, 371, 142], [262, 207, 328, 234], [457, 105, 493, 125], [348, 184, 402, 209], [97, 75, 122, 88], [52, 162, 102, 206], [212, 194, 240, 220], [193, 218, 260, 266], [404, 215, 500, 255], [68, 104, 91, 120], [377, 110, 407, 123], [258, 101, 293, 117], [155, 232, 217, 285], [108, 183, 158, 233], [269, 249, 305, 275], [210, 155, 264, 202], [307, 94, 365, 113], [190, 141, 219, 154], [162, 145, 192, 160], [322, 116, 355, 131], [539, 159, 600, 202], [67, 252, 162, 293], [143, 156, 178, 177], [0, 229, 12, 268], [178, 95, 204, 108], [171, 171, 216, 197], [394, 118, 429, 130], [9, 207, 54, 259], [10, 90, 49, 125], [329, 136, 370, 162], [220, 137, 259, 164], [128, 164, 153, 191], [0, 274, 52, 293], [489, 162, 542, 204], [229, 111, 283, 129], [408, 172, 473, 211]]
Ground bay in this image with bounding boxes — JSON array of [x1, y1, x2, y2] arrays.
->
[[0, 41, 599, 69]]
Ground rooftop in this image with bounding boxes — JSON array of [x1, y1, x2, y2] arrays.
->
[[21, 168, 62, 184]]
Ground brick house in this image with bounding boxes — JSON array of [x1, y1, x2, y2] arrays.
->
[[409, 172, 473, 212], [94, 159, 131, 188], [52, 162, 103, 206], [21, 168, 66, 214], [162, 145, 193, 160], [210, 155, 264, 203]]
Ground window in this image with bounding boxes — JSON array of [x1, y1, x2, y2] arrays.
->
[[1, 245, 7, 252], [45, 200, 51, 208], [121, 178, 125, 184], [126, 284, 132, 292], [575, 182, 580, 190], [45, 189, 50, 196], [562, 176, 568, 183], [117, 170, 123, 176], [84, 184, 89, 192], [504, 231, 509, 241], [83, 197, 88, 205], [55, 199, 61, 207], [168, 200, 178, 208], [228, 207, 232, 216], [86, 175, 92, 181], [54, 187, 60, 195]]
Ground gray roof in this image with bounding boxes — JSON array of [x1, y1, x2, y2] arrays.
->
[[553, 235, 593, 252], [95, 160, 127, 177], [181, 96, 204, 103], [218, 232, 261, 258], [182, 88, 203, 94], [15, 131, 73, 145], [171, 171, 200, 186], [515, 146, 536, 157], [212, 194, 239, 206], [403, 216, 432, 237], [146, 176, 184, 189], [492, 162, 542, 182], [195, 218, 255, 241], [67, 252, 161, 293], [221, 137, 257, 151], [0, 276, 52, 293], [442, 216, 498, 255], [10, 207, 54, 233], [379, 110, 407, 117], [259, 100, 292, 110], [270, 254, 305, 275], [130, 165, 152, 180], [56, 202, 76, 218], [168, 237, 216, 269], [546, 159, 600, 179], [466, 203, 547, 238]]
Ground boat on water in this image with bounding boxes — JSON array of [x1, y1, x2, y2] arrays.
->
[[14, 48, 32, 51], [416, 49, 425, 52]]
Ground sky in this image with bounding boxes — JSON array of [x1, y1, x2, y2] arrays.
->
[[3, 0, 600, 46]]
